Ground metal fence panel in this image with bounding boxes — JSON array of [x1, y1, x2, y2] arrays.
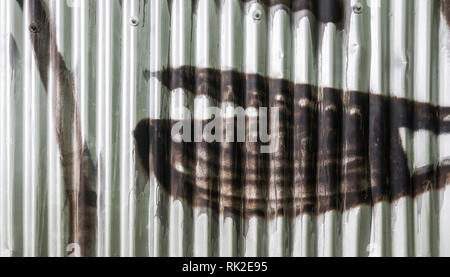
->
[[1, 0, 450, 257]]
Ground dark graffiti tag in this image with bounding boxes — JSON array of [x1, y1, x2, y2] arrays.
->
[[134, 66, 450, 219]]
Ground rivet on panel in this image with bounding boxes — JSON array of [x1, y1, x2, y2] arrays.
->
[[252, 8, 262, 21], [29, 22, 40, 33], [130, 16, 139, 26], [352, 2, 363, 14]]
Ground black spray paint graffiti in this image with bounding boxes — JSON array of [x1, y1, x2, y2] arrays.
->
[[134, 66, 450, 219]]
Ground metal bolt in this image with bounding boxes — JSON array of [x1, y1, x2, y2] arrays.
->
[[252, 9, 262, 21], [352, 2, 363, 14], [130, 16, 139, 26], [29, 22, 39, 33]]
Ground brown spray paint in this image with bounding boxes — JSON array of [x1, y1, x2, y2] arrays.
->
[[134, 66, 450, 219], [19, 0, 96, 256]]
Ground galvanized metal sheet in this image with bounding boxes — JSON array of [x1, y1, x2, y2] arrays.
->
[[1, 0, 450, 257]]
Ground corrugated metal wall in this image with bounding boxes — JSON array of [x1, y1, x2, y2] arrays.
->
[[1, 0, 450, 257]]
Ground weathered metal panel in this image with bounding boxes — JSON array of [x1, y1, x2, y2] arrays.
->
[[1, 0, 450, 257]]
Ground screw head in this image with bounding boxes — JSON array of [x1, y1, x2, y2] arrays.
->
[[130, 16, 139, 26], [352, 2, 363, 14], [29, 22, 40, 33], [252, 9, 262, 21]]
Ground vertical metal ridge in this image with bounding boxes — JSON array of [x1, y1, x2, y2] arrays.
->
[[119, 0, 136, 257], [95, 0, 117, 257], [148, 0, 170, 257], [242, 0, 268, 257], [168, 0, 193, 258], [316, 13, 342, 258], [368, 0, 390, 257], [341, 0, 371, 257], [46, 0, 64, 257], [10, 0, 25, 257], [71, 0, 98, 257], [438, 0, 450, 258], [389, 0, 414, 257], [22, 0, 44, 256], [412, 0, 438, 257], [0, 0, 13, 258], [266, 3, 292, 257], [292, 8, 317, 257], [218, 0, 243, 257], [192, 0, 220, 257]]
